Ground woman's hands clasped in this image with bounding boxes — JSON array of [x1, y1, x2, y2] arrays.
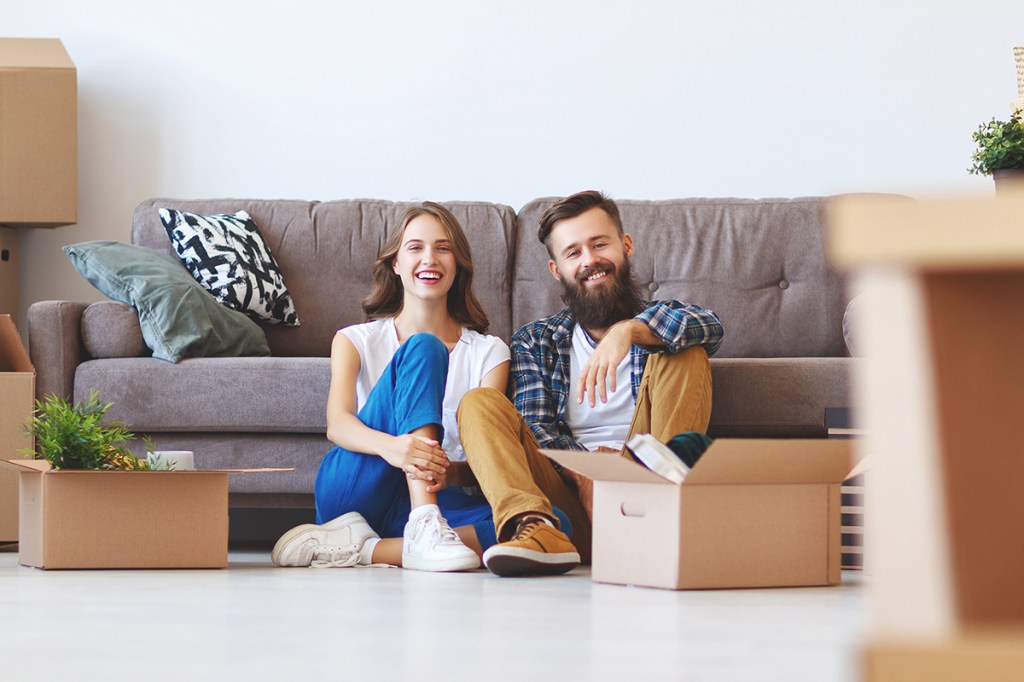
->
[[382, 434, 450, 492]]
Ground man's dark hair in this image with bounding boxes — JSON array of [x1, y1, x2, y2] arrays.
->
[[537, 190, 623, 257]]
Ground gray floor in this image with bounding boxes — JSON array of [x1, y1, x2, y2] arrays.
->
[[0, 543, 867, 682]]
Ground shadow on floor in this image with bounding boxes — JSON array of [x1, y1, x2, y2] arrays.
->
[[229, 507, 316, 550]]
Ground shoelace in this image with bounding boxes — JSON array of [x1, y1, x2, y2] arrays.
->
[[309, 544, 360, 568], [511, 516, 547, 541], [416, 511, 461, 545]]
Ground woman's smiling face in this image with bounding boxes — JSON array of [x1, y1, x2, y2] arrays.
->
[[392, 213, 457, 302]]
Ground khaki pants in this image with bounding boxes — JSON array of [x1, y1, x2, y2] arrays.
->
[[457, 346, 712, 564]]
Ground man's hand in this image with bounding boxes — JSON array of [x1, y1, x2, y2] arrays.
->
[[576, 320, 637, 407], [425, 460, 475, 493]]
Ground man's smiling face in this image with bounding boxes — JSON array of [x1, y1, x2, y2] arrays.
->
[[547, 207, 632, 290], [546, 207, 643, 331]]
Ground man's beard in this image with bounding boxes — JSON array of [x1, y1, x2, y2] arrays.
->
[[559, 256, 644, 331]]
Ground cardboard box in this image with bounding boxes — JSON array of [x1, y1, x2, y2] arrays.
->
[[0, 38, 77, 227], [0, 459, 291, 569], [830, 192, 1024, 629], [544, 439, 855, 590], [0, 227, 18, 315], [864, 631, 1024, 682], [0, 314, 34, 543]]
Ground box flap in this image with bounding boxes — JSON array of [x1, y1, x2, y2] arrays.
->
[[684, 439, 856, 485], [204, 468, 295, 474], [0, 315, 34, 372], [0, 458, 50, 473], [0, 38, 75, 70], [541, 449, 669, 485]]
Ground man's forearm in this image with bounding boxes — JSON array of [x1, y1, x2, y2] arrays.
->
[[618, 318, 663, 347], [635, 300, 724, 355]]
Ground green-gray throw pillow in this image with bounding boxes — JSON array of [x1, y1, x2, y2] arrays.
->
[[64, 241, 271, 363]]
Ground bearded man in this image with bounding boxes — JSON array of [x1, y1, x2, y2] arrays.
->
[[456, 190, 724, 577]]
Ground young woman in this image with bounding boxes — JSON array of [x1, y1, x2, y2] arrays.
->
[[272, 202, 509, 571]]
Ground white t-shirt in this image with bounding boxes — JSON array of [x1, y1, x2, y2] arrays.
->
[[339, 318, 510, 461], [565, 324, 634, 451]]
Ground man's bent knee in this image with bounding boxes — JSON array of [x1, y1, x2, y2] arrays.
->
[[458, 386, 515, 421], [647, 345, 710, 378]]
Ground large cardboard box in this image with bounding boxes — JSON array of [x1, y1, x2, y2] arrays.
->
[[545, 439, 855, 590], [0, 314, 34, 543], [0, 38, 77, 227], [0, 459, 290, 569]]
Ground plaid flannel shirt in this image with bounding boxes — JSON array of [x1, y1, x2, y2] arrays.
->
[[511, 300, 724, 454]]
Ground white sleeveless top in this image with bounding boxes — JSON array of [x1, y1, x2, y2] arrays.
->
[[339, 318, 510, 461]]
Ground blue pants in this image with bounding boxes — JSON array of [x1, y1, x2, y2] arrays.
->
[[313, 333, 500, 549]]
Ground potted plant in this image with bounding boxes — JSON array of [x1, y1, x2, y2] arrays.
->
[[23, 390, 151, 470], [969, 112, 1024, 193]]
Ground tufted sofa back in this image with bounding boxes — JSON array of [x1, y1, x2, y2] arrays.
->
[[514, 197, 852, 358], [132, 195, 856, 359], [132, 198, 518, 357]]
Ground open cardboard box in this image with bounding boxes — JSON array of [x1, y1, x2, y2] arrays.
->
[[544, 439, 857, 590], [0, 459, 291, 569], [0, 314, 34, 543]]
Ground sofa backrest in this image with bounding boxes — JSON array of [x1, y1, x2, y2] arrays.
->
[[513, 197, 852, 358], [131, 195, 860, 359], [132, 199, 517, 357]]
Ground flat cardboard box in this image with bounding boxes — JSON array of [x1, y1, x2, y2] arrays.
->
[[0, 38, 77, 227], [544, 439, 855, 590], [0, 459, 291, 569], [0, 314, 34, 542]]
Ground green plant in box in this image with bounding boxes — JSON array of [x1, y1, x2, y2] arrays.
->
[[969, 113, 1024, 175], [24, 390, 150, 470]]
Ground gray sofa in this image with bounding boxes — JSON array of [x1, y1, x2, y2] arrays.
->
[[28, 196, 860, 508]]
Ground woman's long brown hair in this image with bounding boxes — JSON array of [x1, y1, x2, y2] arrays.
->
[[362, 202, 490, 333]]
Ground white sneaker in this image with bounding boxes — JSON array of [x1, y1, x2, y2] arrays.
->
[[272, 511, 379, 568], [402, 504, 481, 572]]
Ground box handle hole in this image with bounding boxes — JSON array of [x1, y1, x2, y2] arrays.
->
[[620, 502, 646, 517]]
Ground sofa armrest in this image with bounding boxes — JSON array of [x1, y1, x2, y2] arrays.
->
[[28, 300, 90, 402]]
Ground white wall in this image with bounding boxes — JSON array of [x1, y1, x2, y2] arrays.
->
[[7, 1, 1024, 322]]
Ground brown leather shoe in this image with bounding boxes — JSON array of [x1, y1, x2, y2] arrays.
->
[[482, 516, 581, 577]]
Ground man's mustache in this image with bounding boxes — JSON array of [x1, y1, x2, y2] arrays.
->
[[575, 262, 615, 285]]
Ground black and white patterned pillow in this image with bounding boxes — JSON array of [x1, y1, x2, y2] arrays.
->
[[158, 209, 300, 326]]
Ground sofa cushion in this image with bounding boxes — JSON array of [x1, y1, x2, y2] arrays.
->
[[75, 356, 330, 432], [81, 301, 147, 358], [707, 357, 855, 437], [64, 241, 271, 363], [842, 294, 863, 356], [132, 199, 517, 355], [158, 208, 300, 326], [514, 197, 852, 358], [122, 433, 328, 496]]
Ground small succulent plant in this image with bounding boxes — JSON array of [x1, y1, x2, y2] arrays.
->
[[969, 113, 1024, 176]]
